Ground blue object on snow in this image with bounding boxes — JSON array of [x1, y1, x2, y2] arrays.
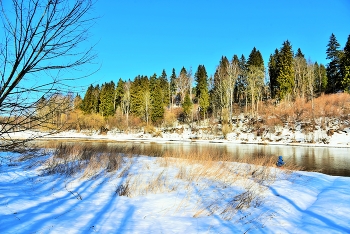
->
[[276, 156, 285, 167]]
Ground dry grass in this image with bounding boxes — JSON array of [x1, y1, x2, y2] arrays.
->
[[41, 143, 302, 224], [42, 143, 126, 178]]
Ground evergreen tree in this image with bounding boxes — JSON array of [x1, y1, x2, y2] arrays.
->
[[276, 40, 295, 100], [81, 84, 100, 114], [92, 85, 100, 114], [195, 65, 209, 119], [130, 76, 150, 124], [81, 84, 94, 113], [182, 93, 193, 123], [115, 78, 125, 111], [341, 35, 350, 92], [326, 33, 342, 93], [247, 47, 264, 69], [268, 49, 279, 99], [73, 94, 82, 110], [247, 47, 265, 115], [99, 81, 115, 117], [314, 62, 327, 94], [151, 83, 165, 124], [149, 73, 165, 124], [170, 68, 177, 107], [236, 54, 247, 103], [160, 69, 170, 107]]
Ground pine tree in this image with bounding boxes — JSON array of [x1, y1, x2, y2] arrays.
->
[[195, 65, 209, 120], [276, 40, 295, 100], [326, 33, 342, 93], [341, 35, 350, 92]]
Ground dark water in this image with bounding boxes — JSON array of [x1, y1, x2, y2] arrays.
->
[[34, 140, 350, 177]]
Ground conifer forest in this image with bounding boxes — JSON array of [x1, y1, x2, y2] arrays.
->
[[41, 34, 350, 133]]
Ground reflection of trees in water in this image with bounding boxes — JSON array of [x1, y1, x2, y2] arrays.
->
[[35, 140, 350, 176]]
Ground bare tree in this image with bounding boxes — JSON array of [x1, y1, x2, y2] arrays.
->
[[0, 0, 96, 150], [227, 59, 240, 123], [306, 61, 315, 114], [246, 66, 265, 117]]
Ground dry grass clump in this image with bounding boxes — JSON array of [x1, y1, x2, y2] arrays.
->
[[42, 143, 126, 178]]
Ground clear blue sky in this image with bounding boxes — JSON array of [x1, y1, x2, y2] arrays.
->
[[83, 0, 350, 88]]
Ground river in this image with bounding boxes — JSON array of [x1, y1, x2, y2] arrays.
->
[[34, 140, 350, 177]]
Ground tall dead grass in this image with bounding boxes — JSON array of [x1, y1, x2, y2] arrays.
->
[[42, 143, 127, 178], [41, 143, 302, 225]]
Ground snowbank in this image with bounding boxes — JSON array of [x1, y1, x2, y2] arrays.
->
[[0, 151, 349, 233]]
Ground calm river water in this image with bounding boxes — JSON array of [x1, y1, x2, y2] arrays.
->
[[36, 140, 350, 177]]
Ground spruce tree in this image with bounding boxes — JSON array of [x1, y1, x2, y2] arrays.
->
[[341, 35, 350, 92], [182, 93, 193, 123], [92, 85, 100, 114], [326, 33, 342, 93], [195, 65, 209, 120], [160, 69, 170, 107], [276, 40, 295, 100], [150, 82, 165, 124], [247, 47, 265, 115], [236, 55, 247, 103], [99, 81, 115, 117], [314, 62, 327, 94], [73, 94, 82, 110], [115, 78, 125, 111], [81, 84, 94, 113], [268, 49, 279, 99], [149, 73, 165, 124], [247, 47, 264, 69], [130, 76, 150, 123], [170, 68, 177, 108]]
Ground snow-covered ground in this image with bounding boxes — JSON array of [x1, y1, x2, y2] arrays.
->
[[7, 126, 350, 148], [0, 149, 350, 233]]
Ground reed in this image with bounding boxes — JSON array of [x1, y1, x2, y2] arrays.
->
[[40, 143, 303, 223]]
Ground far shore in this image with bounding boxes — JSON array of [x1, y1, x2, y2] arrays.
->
[[13, 133, 350, 149]]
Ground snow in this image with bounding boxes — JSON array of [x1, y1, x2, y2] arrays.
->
[[7, 126, 350, 148], [1, 149, 350, 233]]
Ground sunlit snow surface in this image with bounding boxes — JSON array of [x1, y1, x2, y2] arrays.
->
[[0, 150, 349, 234]]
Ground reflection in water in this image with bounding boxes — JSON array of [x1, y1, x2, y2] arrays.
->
[[34, 140, 350, 177]]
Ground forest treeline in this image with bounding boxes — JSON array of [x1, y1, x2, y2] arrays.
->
[[38, 34, 350, 132]]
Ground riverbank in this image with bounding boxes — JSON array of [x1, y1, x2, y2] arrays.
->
[[0, 150, 349, 233], [7, 128, 350, 148]]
